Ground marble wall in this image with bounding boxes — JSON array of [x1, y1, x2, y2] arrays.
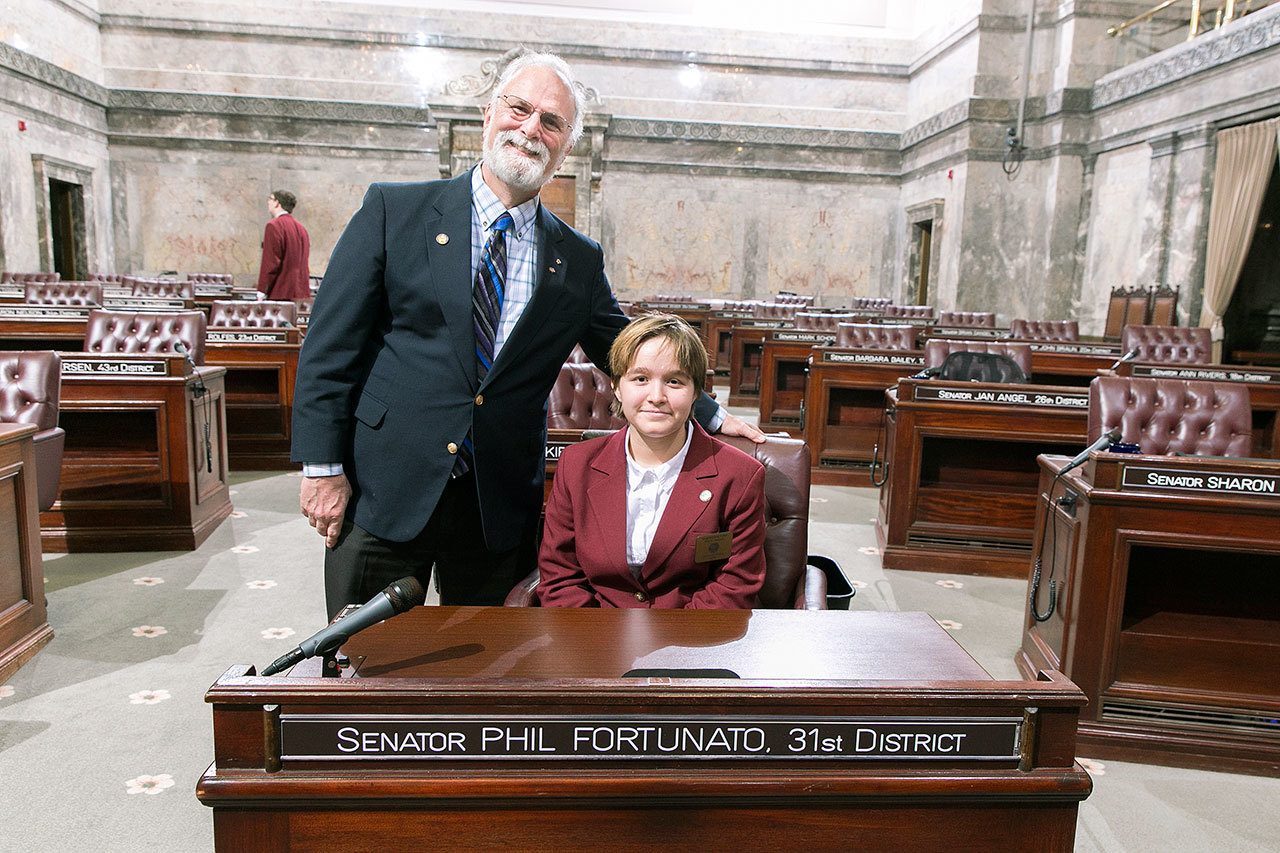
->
[[2, 0, 1278, 326]]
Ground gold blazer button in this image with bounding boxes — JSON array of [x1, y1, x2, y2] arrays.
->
[[447, 442, 458, 454], [475, 394, 485, 406]]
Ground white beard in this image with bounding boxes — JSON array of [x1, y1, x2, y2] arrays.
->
[[483, 129, 554, 194]]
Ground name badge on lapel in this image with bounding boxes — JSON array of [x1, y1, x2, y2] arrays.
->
[[694, 531, 733, 563]]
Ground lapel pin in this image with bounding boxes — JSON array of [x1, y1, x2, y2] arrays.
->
[[699, 489, 712, 502], [555, 258, 562, 265], [435, 233, 449, 245], [548, 266, 556, 273]]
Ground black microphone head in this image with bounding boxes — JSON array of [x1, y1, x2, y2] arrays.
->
[[1106, 426, 1123, 444], [382, 577, 426, 613]]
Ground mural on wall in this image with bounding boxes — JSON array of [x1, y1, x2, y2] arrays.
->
[[764, 200, 878, 302], [614, 195, 738, 297]]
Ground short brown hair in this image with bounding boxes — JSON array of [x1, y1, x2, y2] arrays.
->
[[271, 190, 297, 213], [608, 313, 708, 410]]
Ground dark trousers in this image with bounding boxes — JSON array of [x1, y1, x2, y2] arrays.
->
[[323, 474, 535, 619]]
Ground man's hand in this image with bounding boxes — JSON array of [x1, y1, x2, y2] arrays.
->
[[301, 474, 352, 548], [717, 413, 766, 443]]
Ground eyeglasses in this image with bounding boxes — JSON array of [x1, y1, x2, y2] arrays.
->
[[497, 93, 570, 137]]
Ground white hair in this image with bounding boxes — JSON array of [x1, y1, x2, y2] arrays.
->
[[489, 51, 586, 148]]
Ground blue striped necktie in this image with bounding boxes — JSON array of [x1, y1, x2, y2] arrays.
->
[[456, 211, 513, 477]]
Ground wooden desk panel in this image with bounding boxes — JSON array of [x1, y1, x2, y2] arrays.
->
[[0, 316, 88, 351], [702, 311, 753, 375], [43, 358, 233, 551], [876, 379, 1089, 577], [1027, 343, 1120, 387], [756, 332, 835, 434], [0, 424, 50, 682], [727, 322, 793, 408], [201, 607, 1090, 852], [803, 349, 926, 487], [1017, 453, 1280, 776], [204, 329, 302, 470]]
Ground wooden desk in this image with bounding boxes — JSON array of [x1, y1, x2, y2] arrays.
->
[[1027, 342, 1120, 387], [200, 607, 1090, 852], [876, 378, 1089, 577], [1119, 362, 1280, 458], [43, 354, 233, 551], [204, 328, 302, 470], [0, 307, 88, 351], [1017, 453, 1280, 776], [0, 424, 50, 682], [803, 348, 927, 486], [727, 320, 793, 407], [756, 331, 835, 434], [703, 310, 753, 375]]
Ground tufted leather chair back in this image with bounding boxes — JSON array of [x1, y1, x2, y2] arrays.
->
[[295, 297, 315, 314], [546, 362, 624, 430], [925, 339, 1032, 375], [2, 272, 59, 283], [187, 273, 233, 285], [836, 323, 918, 350], [0, 351, 61, 432], [208, 300, 297, 328], [1010, 319, 1079, 341], [25, 282, 103, 306], [852, 297, 892, 310], [83, 310, 207, 364], [883, 304, 936, 320], [775, 294, 816, 305], [753, 302, 798, 320], [91, 273, 127, 283], [1088, 376, 1251, 457], [795, 312, 859, 332], [131, 279, 194, 300], [938, 311, 996, 328], [1120, 324, 1211, 364]]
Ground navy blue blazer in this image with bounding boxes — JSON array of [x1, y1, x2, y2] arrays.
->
[[291, 170, 717, 547]]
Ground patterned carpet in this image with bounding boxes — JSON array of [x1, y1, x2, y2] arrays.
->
[[1, 462, 1277, 851]]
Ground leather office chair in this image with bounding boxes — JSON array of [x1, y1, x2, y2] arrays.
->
[[795, 312, 859, 332], [506, 434, 826, 609], [1120, 324, 1211, 365], [753, 303, 798, 320], [208, 300, 297, 328], [3, 272, 60, 283], [131, 279, 195, 300], [24, 282, 103, 306], [883, 304, 936, 320], [546, 360, 624, 431], [187, 273, 234, 285], [776, 294, 816, 306], [924, 339, 1032, 378], [294, 297, 315, 314], [0, 351, 65, 510], [91, 273, 127, 283], [83, 310, 207, 365], [938, 311, 997, 328], [852, 297, 892, 311], [1087, 376, 1251, 455], [835, 323, 918, 350], [1010, 319, 1079, 341]]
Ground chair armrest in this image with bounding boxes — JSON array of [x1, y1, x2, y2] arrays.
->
[[794, 563, 828, 610], [32, 427, 65, 511], [503, 570, 540, 607]]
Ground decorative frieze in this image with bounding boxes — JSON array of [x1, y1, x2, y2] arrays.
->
[[0, 41, 107, 106], [107, 90, 431, 125], [610, 118, 897, 151]]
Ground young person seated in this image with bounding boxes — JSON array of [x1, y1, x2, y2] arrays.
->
[[538, 314, 767, 608]]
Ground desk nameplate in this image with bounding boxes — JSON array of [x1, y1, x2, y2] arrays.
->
[[1029, 343, 1119, 355], [770, 331, 835, 344], [280, 715, 1022, 763], [545, 441, 571, 463], [928, 328, 1009, 339], [104, 299, 186, 311], [643, 302, 711, 311], [0, 306, 89, 319], [1119, 465, 1280, 497], [711, 311, 754, 319], [62, 357, 173, 377], [822, 351, 924, 366], [207, 330, 292, 344], [1131, 365, 1279, 384], [914, 385, 1088, 409], [736, 320, 792, 329]]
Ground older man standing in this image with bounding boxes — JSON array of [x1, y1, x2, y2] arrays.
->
[[293, 52, 760, 617]]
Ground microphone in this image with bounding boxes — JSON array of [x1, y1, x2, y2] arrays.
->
[[261, 577, 425, 676], [1059, 427, 1122, 476], [1108, 347, 1140, 372], [175, 340, 214, 473]]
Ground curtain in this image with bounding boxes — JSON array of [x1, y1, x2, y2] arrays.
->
[[1200, 117, 1280, 360]]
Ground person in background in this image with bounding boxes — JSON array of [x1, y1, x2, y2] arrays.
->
[[257, 189, 311, 300], [539, 314, 766, 609]]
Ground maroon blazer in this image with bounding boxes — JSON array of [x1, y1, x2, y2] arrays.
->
[[257, 213, 311, 300], [539, 423, 766, 609]]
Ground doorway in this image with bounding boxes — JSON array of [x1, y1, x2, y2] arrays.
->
[[911, 219, 933, 306], [1223, 159, 1280, 363], [48, 178, 85, 280]]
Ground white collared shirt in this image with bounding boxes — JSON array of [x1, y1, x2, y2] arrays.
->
[[624, 423, 694, 577]]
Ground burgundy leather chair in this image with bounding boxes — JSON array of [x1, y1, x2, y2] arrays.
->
[[753, 303, 798, 320], [2, 272, 59, 283], [1010, 319, 1079, 341], [924, 339, 1032, 376], [1120, 324, 1211, 364], [208, 300, 297, 328], [83, 310, 207, 364], [938, 311, 996, 328], [1087, 376, 1251, 456], [852, 297, 892, 311], [883, 304, 936, 320], [0, 351, 65, 510], [546, 361, 624, 431], [835, 323, 919, 350], [131, 279, 195, 300], [91, 273, 127, 283], [187, 273, 234, 285], [24, 282, 103, 306], [795, 312, 860, 332], [776, 294, 816, 305], [506, 433, 825, 610]]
